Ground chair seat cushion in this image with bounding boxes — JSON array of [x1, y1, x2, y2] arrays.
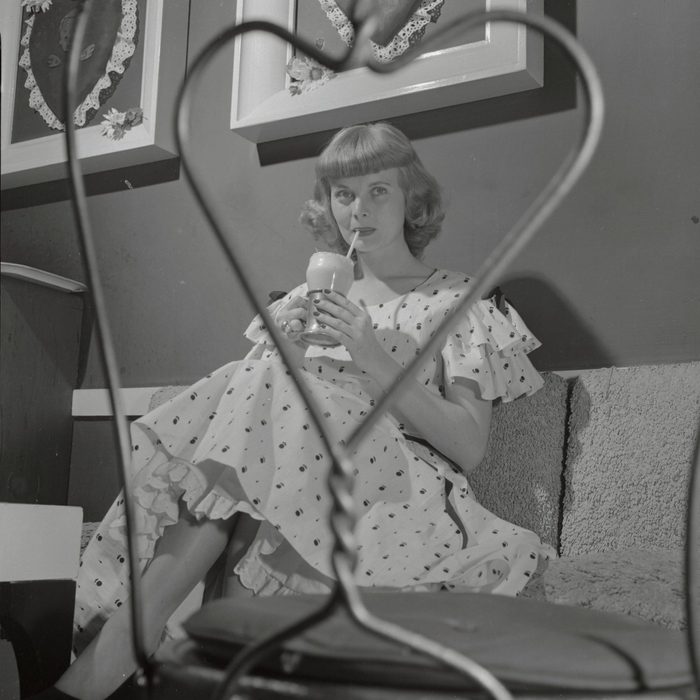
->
[[182, 591, 693, 693]]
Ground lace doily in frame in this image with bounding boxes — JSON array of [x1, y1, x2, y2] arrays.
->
[[318, 0, 445, 63], [18, 0, 138, 131]]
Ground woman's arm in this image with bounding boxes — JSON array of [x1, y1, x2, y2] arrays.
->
[[361, 352, 492, 473], [313, 291, 492, 473]]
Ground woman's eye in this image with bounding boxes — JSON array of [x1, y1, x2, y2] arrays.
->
[[334, 190, 354, 204], [371, 186, 388, 196]]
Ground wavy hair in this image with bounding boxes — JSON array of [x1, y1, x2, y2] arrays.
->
[[299, 123, 444, 258]]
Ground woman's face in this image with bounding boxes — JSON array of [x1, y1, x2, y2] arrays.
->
[[329, 168, 406, 255]]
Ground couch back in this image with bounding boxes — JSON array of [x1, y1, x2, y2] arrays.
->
[[469, 372, 568, 552], [561, 362, 700, 557]]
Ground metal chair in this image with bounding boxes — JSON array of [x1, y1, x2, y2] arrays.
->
[[63, 3, 699, 698]]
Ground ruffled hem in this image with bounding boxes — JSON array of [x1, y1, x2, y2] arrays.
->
[[234, 524, 332, 596], [441, 297, 543, 403], [109, 456, 259, 564], [233, 502, 555, 597]]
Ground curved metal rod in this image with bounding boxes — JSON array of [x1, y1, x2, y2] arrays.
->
[[685, 427, 700, 687], [63, 0, 153, 687], [177, 16, 527, 700], [173, 10, 604, 700]]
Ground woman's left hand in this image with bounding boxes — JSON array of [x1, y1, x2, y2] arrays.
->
[[312, 290, 386, 371]]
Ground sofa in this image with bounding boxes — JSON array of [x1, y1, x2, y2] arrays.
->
[[474, 361, 699, 631], [80, 361, 700, 632]]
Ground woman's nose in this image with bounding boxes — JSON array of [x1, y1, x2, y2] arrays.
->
[[352, 196, 369, 217]]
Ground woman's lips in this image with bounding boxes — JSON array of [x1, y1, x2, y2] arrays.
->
[[352, 227, 375, 236]]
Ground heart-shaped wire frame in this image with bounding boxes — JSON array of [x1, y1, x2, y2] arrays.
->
[[63, 5, 605, 700]]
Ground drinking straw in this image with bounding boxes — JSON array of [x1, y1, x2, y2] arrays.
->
[[346, 230, 360, 258]]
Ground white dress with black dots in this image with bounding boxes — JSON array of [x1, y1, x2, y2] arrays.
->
[[73, 269, 554, 652]]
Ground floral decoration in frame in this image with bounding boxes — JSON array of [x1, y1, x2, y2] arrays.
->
[[1, 0, 190, 191]]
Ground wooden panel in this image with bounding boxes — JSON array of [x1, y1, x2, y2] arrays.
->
[[0, 277, 84, 504]]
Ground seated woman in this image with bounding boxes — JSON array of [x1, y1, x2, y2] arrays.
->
[[46, 123, 553, 700]]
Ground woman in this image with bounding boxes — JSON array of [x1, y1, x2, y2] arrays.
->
[[48, 123, 552, 700]]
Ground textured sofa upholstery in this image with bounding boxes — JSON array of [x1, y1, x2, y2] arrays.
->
[[470, 372, 568, 554], [477, 362, 700, 630]]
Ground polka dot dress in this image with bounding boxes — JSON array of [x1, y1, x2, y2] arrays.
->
[[73, 269, 554, 652]]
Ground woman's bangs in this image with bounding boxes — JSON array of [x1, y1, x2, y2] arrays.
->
[[317, 134, 412, 182]]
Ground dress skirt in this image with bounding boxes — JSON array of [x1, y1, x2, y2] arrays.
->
[[73, 269, 555, 652]]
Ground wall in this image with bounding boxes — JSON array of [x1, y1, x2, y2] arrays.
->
[[2, 0, 699, 388], [2, 1, 700, 519]]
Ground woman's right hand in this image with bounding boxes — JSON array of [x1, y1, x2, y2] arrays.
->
[[275, 295, 307, 341]]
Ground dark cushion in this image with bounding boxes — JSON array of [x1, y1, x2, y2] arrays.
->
[[182, 591, 693, 693], [470, 372, 568, 550]]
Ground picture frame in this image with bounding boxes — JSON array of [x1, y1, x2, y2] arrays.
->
[[0, 0, 190, 191], [231, 0, 544, 143]]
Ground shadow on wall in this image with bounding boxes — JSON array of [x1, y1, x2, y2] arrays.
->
[[498, 275, 613, 371], [258, 0, 577, 165], [1, 157, 181, 213], [561, 380, 591, 545]]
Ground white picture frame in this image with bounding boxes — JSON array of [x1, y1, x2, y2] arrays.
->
[[0, 0, 189, 190], [230, 0, 544, 143]]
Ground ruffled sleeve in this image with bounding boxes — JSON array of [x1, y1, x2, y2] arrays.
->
[[243, 283, 307, 347], [440, 297, 544, 403]]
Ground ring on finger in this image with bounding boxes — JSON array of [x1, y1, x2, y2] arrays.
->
[[281, 320, 290, 333]]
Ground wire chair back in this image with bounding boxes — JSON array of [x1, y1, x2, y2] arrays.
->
[[63, 3, 698, 698]]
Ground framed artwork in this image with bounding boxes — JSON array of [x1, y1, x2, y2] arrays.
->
[[0, 0, 190, 190], [231, 0, 544, 143]]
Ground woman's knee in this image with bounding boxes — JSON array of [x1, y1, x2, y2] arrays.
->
[[139, 506, 240, 624]]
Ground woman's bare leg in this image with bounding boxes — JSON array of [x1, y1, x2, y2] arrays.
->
[[202, 512, 261, 601], [221, 513, 261, 598], [55, 505, 238, 700]]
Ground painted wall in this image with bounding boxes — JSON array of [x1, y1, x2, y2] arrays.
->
[[2, 0, 699, 389]]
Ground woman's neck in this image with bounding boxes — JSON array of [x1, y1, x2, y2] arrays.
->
[[356, 247, 431, 282], [350, 250, 435, 303]]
